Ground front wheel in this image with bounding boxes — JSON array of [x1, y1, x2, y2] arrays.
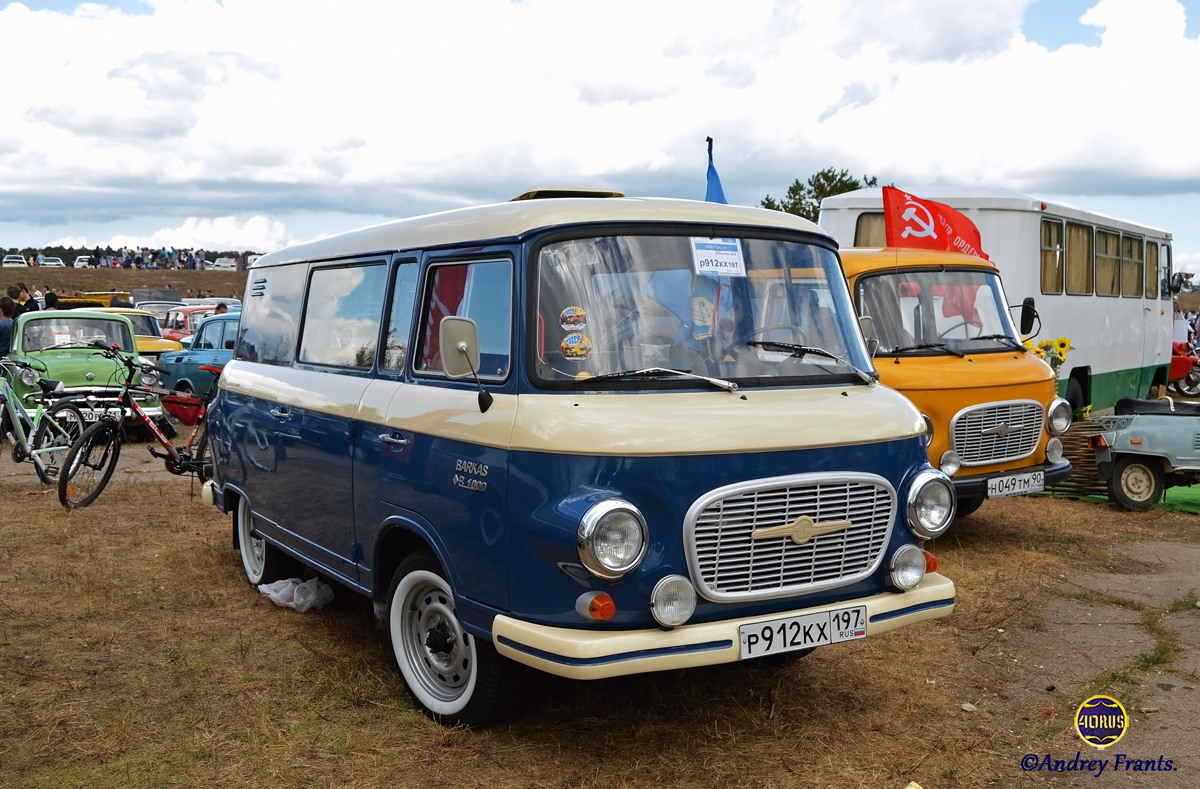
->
[[953, 494, 985, 520], [1107, 455, 1165, 512], [387, 551, 513, 727], [32, 402, 85, 484], [1173, 370, 1200, 398], [236, 495, 299, 585], [58, 420, 122, 509]]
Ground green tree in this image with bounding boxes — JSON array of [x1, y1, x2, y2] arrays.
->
[[761, 168, 879, 222]]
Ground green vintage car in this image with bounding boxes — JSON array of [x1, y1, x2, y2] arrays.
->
[[7, 310, 163, 427]]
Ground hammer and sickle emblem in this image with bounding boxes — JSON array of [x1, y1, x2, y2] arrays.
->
[[900, 196, 938, 240], [751, 514, 853, 546]]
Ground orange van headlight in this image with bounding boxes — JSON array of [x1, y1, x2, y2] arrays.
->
[[1047, 398, 1072, 436]]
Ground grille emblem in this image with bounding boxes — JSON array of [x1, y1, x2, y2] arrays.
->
[[751, 515, 852, 546], [982, 423, 1013, 438], [86, 372, 95, 381]]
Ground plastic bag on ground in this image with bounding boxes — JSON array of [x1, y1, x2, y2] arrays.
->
[[257, 577, 335, 612]]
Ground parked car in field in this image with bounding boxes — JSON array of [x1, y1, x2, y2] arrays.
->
[[74, 255, 92, 267], [158, 313, 239, 394], [93, 307, 184, 363], [5, 310, 162, 426], [133, 300, 185, 323], [212, 257, 239, 271], [1089, 397, 1200, 510], [162, 305, 217, 343], [40, 256, 65, 267], [2, 254, 27, 267]]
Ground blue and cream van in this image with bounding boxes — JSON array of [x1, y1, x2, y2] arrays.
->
[[203, 191, 958, 726]]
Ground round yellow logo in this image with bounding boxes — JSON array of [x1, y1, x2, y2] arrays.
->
[[1074, 695, 1128, 749]]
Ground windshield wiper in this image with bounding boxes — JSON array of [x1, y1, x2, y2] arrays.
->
[[888, 342, 965, 358], [746, 341, 877, 385], [969, 333, 1023, 349], [574, 366, 738, 392]]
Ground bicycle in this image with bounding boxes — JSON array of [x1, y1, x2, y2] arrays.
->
[[58, 343, 220, 509], [0, 357, 87, 484]]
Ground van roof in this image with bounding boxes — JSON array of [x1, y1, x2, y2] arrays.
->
[[250, 196, 828, 269], [839, 247, 1001, 277]]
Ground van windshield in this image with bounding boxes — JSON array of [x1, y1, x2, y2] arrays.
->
[[532, 234, 871, 388], [856, 269, 1021, 355]]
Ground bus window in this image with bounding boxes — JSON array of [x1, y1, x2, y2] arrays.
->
[[1121, 236, 1143, 298], [1146, 242, 1159, 299], [1065, 222, 1093, 295], [1040, 218, 1064, 294], [1161, 244, 1173, 301], [1096, 229, 1120, 297], [855, 213, 886, 247]]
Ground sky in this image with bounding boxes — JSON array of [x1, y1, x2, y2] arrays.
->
[[1, 0, 1199, 270]]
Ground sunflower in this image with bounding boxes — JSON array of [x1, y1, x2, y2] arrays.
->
[[1032, 346, 1045, 358], [1054, 337, 1073, 354], [1023, 338, 1036, 353]]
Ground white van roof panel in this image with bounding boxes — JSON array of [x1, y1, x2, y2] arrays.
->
[[250, 197, 828, 268]]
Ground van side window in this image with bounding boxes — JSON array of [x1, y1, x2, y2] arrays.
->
[[298, 263, 388, 368], [382, 261, 420, 372], [854, 212, 886, 247], [416, 259, 513, 377], [237, 263, 307, 365]]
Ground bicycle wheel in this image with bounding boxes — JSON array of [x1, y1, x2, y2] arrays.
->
[[193, 422, 210, 482], [31, 402, 85, 484], [58, 420, 122, 509]]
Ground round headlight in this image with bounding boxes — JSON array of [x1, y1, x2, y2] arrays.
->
[[907, 470, 955, 539], [650, 575, 696, 627], [1047, 397, 1072, 436], [939, 450, 962, 477], [19, 366, 39, 387], [921, 414, 935, 447], [1046, 436, 1064, 464], [139, 367, 159, 386], [890, 544, 927, 590], [577, 499, 648, 579]]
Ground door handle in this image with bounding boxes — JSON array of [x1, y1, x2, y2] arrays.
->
[[379, 432, 407, 447], [269, 406, 291, 420]]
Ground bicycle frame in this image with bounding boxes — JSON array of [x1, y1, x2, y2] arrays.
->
[[1, 361, 77, 474]]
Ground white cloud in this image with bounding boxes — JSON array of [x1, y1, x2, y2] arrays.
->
[[50, 215, 292, 252], [0, 0, 1197, 256]]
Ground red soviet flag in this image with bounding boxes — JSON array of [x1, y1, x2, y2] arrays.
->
[[882, 186, 989, 260]]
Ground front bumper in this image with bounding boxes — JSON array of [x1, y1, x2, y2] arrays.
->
[[492, 573, 955, 680], [948, 458, 1073, 499]]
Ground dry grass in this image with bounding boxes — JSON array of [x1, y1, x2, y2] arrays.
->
[[2, 455, 1197, 789], [5, 269, 246, 301]]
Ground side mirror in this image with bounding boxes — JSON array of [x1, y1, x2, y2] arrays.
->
[[1019, 297, 1037, 336], [1171, 272, 1184, 294], [439, 316, 493, 413], [858, 315, 879, 359], [440, 316, 480, 379]]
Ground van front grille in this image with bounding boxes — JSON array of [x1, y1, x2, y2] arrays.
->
[[684, 473, 894, 603], [950, 401, 1043, 466]]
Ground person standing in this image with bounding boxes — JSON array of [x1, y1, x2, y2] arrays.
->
[[17, 283, 40, 313], [0, 297, 14, 356]]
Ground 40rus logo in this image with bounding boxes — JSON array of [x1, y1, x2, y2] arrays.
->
[[1075, 695, 1129, 749]]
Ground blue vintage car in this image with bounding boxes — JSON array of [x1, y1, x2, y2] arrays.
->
[[158, 313, 239, 395], [1089, 396, 1200, 510]]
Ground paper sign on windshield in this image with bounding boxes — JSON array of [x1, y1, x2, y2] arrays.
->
[[691, 238, 746, 278]]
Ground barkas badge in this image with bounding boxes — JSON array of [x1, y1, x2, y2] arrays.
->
[[560, 306, 587, 330], [560, 332, 592, 361]]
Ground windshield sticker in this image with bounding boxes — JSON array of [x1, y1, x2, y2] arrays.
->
[[560, 306, 587, 330], [691, 237, 746, 278], [54, 331, 72, 346], [690, 276, 720, 339], [560, 332, 592, 361]]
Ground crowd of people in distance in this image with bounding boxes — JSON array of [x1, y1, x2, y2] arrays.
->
[[0, 282, 61, 356], [11, 246, 249, 271]]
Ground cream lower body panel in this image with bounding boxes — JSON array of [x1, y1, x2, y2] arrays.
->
[[493, 573, 955, 680]]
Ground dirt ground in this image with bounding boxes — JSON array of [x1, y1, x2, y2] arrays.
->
[[1, 442, 1198, 788]]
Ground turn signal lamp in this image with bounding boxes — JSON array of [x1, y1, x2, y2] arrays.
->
[[924, 550, 939, 573], [1087, 435, 1108, 449], [576, 592, 616, 621]]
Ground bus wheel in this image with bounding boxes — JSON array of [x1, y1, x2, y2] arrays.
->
[[954, 494, 985, 520], [1066, 379, 1085, 412], [1107, 455, 1164, 512], [387, 551, 512, 727]]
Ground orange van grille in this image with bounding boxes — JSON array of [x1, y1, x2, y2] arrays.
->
[[685, 476, 893, 602], [950, 401, 1043, 465]]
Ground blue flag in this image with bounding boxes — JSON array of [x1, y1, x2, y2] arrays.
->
[[705, 136, 727, 204]]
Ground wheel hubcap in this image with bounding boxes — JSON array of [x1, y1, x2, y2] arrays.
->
[[1121, 465, 1153, 500], [400, 576, 473, 702]]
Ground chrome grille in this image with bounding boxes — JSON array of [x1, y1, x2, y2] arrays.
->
[[950, 401, 1043, 466], [685, 473, 894, 602]]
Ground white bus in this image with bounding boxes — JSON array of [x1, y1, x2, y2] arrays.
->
[[819, 187, 1175, 412]]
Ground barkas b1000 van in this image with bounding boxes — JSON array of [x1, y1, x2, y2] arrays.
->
[[203, 192, 958, 726], [840, 249, 1074, 520]]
